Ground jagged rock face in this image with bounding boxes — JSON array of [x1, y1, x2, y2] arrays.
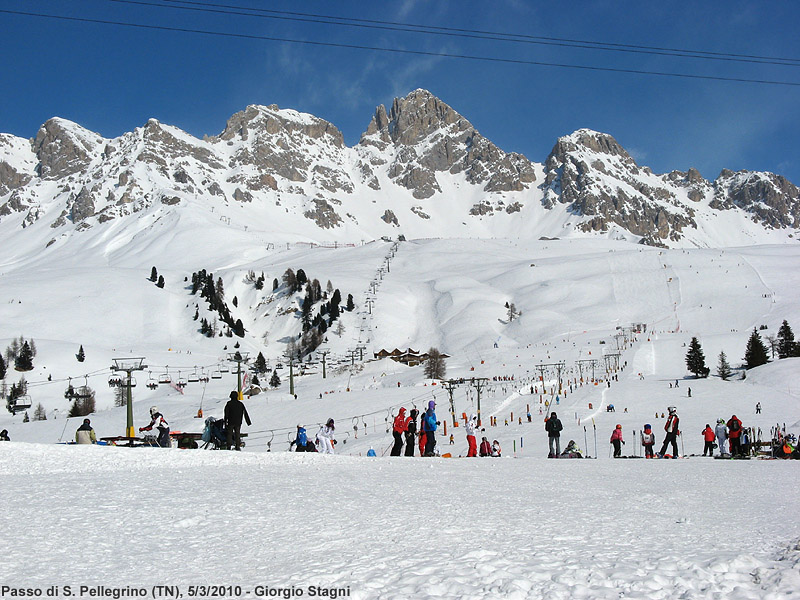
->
[[712, 171, 800, 228], [32, 119, 98, 179], [543, 130, 698, 244], [70, 186, 96, 222], [360, 89, 535, 199]]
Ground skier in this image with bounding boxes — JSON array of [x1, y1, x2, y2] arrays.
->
[[316, 418, 336, 454], [491, 440, 502, 457], [391, 407, 407, 456], [479, 437, 491, 457], [0, 429, 10, 441], [715, 418, 728, 455], [641, 424, 656, 458], [545, 411, 563, 457], [727, 415, 744, 456], [702, 424, 715, 456], [404, 409, 418, 457], [465, 413, 478, 457], [75, 418, 97, 444], [423, 401, 438, 457], [559, 440, 582, 458], [290, 425, 308, 452], [139, 406, 171, 448], [658, 406, 680, 458], [367, 447, 377, 457], [755, 402, 761, 414], [610, 424, 624, 458], [224, 390, 251, 451]]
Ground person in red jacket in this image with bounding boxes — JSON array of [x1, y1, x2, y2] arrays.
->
[[390, 407, 407, 456], [727, 415, 744, 456], [479, 436, 491, 457], [702, 424, 716, 456], [610, 424, 624, 458]]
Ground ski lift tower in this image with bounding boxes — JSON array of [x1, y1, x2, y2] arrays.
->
[[227, 351, 250, 400], [111, 357, 147, 437]]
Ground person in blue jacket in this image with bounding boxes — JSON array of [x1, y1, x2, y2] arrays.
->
[[291, 425, 308, 452], [423, 400, 439, 456]]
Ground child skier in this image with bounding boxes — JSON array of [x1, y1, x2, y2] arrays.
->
[[479, 437, 491, 457], [405, 409, 418, 457], [715, 418, 728, 455], [610, 424, 624, 458], [491, 440, 502, 457], [641, 424, 656, 458]]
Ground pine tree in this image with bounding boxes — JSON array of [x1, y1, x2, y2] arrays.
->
[[76, 345, 85, 362], [777, 320, 795, 359], [216, 277, 224, 300], [15, 341, 33, 372], [744, 328, 769, 369], [685, 337, 707, 378], [346, 294, 355, 312], [424, 347, 447, 380], [114, 385, 127, 408], [157, 275, 165, 288], [33, 403, 47, 421], [255, 276, 264, 291], [29, 339, 36, 357], [22, 411, 29, 423], [150, 266, 158, 282], [0, 354, 6, 380], [233, 319, 245, 337], [232, 295, 238, 308], [269, 370, 281, 388], [301, 294, 313, 330], [296, 269, 307, 286], [254, 352, 268, 374], [507, 303, 520, 322], [273, 277, 279, 292], [717, 351, 732, 381], [282, 269, 297, 293]]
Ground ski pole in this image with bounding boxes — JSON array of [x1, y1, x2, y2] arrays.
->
[[583, 426, 588, 457], [592, 420, 597, 459], [680, 432, 685, 457]]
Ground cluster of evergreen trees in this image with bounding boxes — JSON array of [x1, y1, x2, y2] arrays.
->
[[685, 319, 799, 380], [280, 268, 354, 358], [191, 269, 245, 338], [149, 266, 165, 288], [4, 336, 36, 373]]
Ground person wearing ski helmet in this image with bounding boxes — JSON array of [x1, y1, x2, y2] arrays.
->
[[702, 424, 716, 456], [465, 413, 478, 457], [715, 418, 729, 455], [658, 407, 680, 458], [641, 424, 656, 458], [405, 409, 418, 457], [545, 411, 563, 458], [390, 407, 407, 456], [610, 424, 624, 458], [75, 418, 97, 444], [140, 406, 171, 447], [316, 418, 336, 454], [0, 429, 10, 442], [423, 400, 439, 457], [727, 415, 744, 456]]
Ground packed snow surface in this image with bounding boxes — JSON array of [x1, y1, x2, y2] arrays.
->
[[1, 236, 799, 598]]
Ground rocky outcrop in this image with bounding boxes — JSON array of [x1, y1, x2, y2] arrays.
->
[[712, 170, 800, 228], [360, 89, 535, 199], [70, 187, 96, 222], [33, 118, 98, 179]]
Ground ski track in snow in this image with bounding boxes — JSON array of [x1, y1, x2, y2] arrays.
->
[[1, 444, 799, 600]]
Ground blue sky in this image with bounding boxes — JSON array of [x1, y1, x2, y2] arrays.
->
[[1, 0, 798, 183]]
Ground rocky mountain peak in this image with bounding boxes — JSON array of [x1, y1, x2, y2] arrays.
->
[[32, 117, 100, 179], [216, 104, 344, 148]]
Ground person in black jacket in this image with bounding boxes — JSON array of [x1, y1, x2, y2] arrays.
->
[[224, 390, 251, 451], [545, 412, 563, 457], [404, 409, 418, 456]]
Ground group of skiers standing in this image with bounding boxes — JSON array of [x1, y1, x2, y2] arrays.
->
[[390, 401, 441, 457]]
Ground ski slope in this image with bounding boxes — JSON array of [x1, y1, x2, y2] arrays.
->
[[1, 238, 799, 598]]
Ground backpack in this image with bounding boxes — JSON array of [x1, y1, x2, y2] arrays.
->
[[730, 420, 741, 432], [297, 428, 307, 447]]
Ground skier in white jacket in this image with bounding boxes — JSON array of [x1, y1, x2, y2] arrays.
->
[[316, 418, 336, 454], [465, 413, 478, 457], [715, 418, 728, 455]]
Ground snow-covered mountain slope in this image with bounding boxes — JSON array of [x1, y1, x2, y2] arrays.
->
[[1, 90, 798, 254]]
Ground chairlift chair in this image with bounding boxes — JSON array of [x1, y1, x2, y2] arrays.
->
[[219, 364, 230, 373], [158, 371, 172, 385], [210, 368, 222, 380], [146, 372, 158, 390], [65, 378, 76, 400], [108, 374, 123, 388], [12, 395, 32, 413], [198, 370, 210, 383], [188, 369, 200, 383], [176, 372, 188, 389]]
